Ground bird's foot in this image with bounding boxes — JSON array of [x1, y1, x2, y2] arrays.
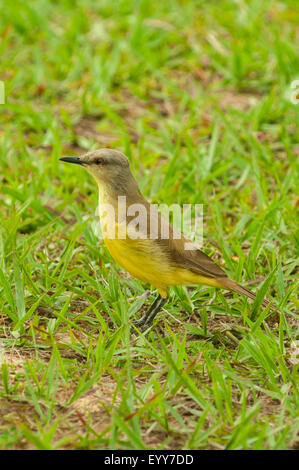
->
[[130, 316, 153, 334], [130, 319, 164, 338], [130, 294, 167, 337]]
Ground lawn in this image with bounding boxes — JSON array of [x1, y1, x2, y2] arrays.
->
[[0, 0, 298, 450]]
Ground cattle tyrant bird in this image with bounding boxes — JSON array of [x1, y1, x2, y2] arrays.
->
[[60, 149, 273, 332]]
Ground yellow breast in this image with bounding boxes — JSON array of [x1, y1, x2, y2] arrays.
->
[[103, 235, 169, 293], [97, 193, 223, 297]]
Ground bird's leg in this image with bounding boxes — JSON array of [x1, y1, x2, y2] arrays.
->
[[144, 297, 167, 326], [132, 294, 161, 327], [132, 294, 166, 328]]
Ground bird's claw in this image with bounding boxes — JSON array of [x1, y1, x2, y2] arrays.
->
[[130, 320, 164, 338]]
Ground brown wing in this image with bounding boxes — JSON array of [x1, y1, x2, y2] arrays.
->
[[125, 198, 228, 280], [161, 235, 228, 279], [155, 212, 228, 279]]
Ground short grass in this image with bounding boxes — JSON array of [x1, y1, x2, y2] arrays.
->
[[0, 0, 298, 450]]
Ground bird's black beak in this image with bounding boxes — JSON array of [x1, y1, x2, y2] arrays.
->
[[59, 156, 84, 165]]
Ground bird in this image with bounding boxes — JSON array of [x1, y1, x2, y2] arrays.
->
[[60, 149, 273, 331]]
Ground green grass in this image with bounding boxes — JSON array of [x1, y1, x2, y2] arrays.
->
[[0, 0, 298, 450]]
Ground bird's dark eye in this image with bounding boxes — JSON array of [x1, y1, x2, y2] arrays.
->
[[95, 158, 103, 165]]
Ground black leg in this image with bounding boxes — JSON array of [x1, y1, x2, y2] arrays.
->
[[132, 294, 167, 329], [133, 294, 162, 327], [144, 297, 167, 326]]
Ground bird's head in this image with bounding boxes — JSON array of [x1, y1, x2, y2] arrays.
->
[[60, 149, 133, 192]]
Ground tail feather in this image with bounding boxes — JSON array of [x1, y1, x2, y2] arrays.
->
[[219, 278, 274, 310]]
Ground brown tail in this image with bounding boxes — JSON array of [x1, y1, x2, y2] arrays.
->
[[219, 278, 274, 310]]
